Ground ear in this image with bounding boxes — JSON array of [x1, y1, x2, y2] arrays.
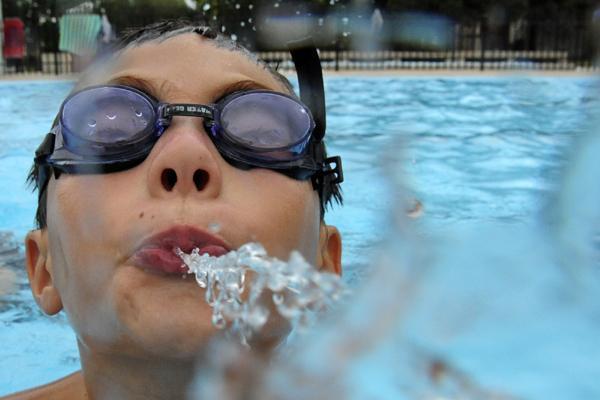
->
[[25, 230, 63, 315], [317, 224, 342, 276]]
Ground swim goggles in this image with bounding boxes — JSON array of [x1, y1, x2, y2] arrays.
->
[[34, 42, 343, 199]]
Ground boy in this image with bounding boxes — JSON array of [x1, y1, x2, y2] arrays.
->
[[5, 20, 343, 399]]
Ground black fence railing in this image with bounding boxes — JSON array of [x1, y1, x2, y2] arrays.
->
[[260, 49, 592, 72], [1, 19, 596, 75]]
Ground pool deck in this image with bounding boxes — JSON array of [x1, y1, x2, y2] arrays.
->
[[0, 69, 597, 82], [323, 69, 598, 77]]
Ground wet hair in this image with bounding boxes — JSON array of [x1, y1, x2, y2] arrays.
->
[[27, 19, 342, 229]]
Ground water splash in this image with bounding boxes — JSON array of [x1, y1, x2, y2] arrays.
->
[[208, 222, 221, 233], [177, 243, 347, 345]]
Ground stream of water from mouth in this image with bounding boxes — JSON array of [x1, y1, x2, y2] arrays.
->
[[177, 242, 347, 345]]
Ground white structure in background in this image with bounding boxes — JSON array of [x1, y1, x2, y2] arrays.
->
[[101, 12, 115, 44], [371, 8, 383, 34]]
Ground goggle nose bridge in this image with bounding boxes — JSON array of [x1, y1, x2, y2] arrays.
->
[[156, 102, 217, 132]]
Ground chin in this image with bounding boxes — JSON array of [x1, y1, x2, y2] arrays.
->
[[127, 313, 219, 360], [107, 279, 219, 359]]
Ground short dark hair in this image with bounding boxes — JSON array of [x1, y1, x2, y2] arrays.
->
[[28, 19, 342, 229]]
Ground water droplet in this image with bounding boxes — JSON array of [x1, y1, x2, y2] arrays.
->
[[318, 18, 324, 26], [277, 301, 301, 320], [135, 110, 143, 117], [240, 21, 245, 27], [247, 306, 268, 329], [235, 3, 240, 9], [221, 25, 226, 32], [295, 10, 300, 15], [106, 113, 117, 120], [273, 293, 284, 305], [195, 271, 208, 288], [329, 0, 335, 5], [87, 119, 96, 128], [212, 312, 226, 329], [297, 311, 313, 330], [342, 31, 350, 37], [273, 2, 279, 8], [202, 2, 211, 11], [231, 34, 238, 41], [248, 17, 253, 23], [268, 273, 287, 292], [342, 17, 349, 24], [248, 4, 253, 10]]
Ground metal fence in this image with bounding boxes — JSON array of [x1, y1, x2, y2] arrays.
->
[[1, 19, 596, 75], [261, 49, 593, 72]]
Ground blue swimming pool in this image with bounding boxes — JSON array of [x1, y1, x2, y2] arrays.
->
[[0, 76, 598, 398]]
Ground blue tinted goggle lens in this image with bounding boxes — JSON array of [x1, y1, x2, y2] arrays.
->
[[61, 86, 156, 155], [221, 92, 312, 150], [58, 85, 315, 163]]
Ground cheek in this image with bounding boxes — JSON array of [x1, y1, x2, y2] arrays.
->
[[49, 172, 143, 247], [45, 174, 141, 316], [233, 171, 321, 263]]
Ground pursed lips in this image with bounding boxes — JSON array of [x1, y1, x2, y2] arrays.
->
[[130, 225, 230, 275]]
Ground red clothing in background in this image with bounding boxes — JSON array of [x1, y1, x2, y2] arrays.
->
[[3, 18, 25, 59]]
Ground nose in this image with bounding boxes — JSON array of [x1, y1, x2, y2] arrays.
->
[[146, 119, 222, 199]]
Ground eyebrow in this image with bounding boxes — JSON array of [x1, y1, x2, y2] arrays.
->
[[213, 80, 276, 102], [106, 75, 164, 100], [106, 76, 277, 103]]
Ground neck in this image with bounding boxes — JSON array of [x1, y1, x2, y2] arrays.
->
[[78, 343, 198, 400]]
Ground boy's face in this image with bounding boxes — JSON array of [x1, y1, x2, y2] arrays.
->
[[25, 34, 341, 359]]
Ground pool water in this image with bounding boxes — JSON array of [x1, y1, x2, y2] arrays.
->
[[0, 77, 599, 398]]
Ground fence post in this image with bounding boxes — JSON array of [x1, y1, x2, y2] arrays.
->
[[334, 38, 340, 71], [52, 2, 59, 75], [452, 23, 458, 64], [480, 19, 486, 71]]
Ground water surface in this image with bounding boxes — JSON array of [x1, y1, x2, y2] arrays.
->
[[0, 77, 597, 398]]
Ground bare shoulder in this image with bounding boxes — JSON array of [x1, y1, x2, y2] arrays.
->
[[0, 371, 87, 400]]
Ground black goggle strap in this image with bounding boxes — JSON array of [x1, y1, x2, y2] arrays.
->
[[311, 150, 344, 190], [311, 151, 344, 215], [289, 38, 326, 143], [289, 39, 343, 203]]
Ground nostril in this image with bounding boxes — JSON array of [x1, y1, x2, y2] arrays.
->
[[193, 169, 209, 191], [161, 168, 177, 191]]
